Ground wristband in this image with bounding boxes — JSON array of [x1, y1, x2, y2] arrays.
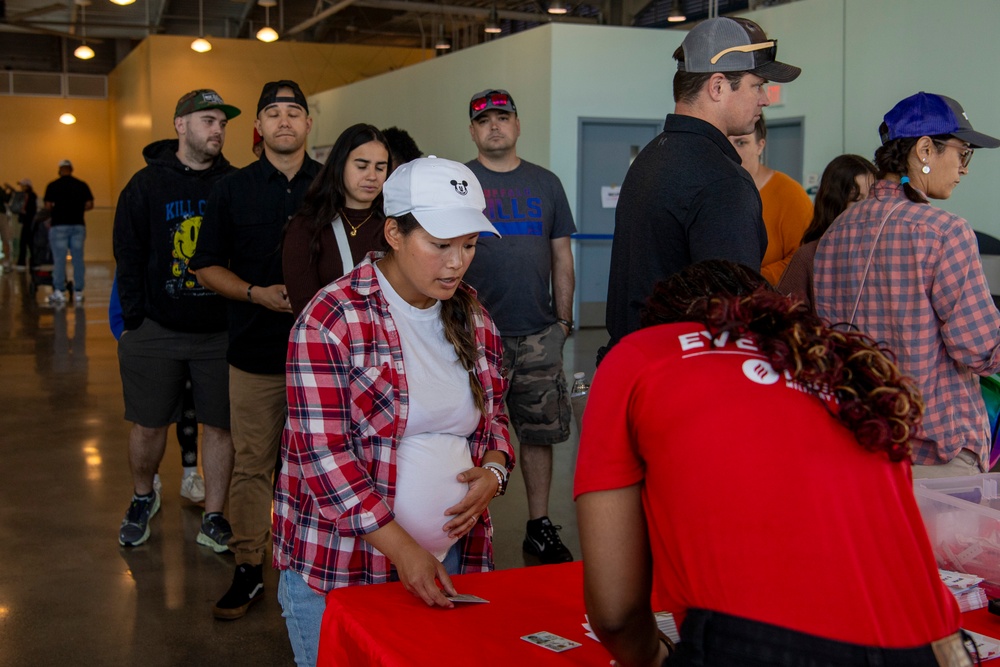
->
[[556, 318, 574, 331], [247, 285, 254, 303], [482, 462, 508, 497]]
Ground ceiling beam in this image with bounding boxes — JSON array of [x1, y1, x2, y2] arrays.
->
[[285, 0, 358, 36], [352, 0, 599, 24]]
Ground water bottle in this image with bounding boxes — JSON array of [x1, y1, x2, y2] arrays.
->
[[570, 371, 589, 434]]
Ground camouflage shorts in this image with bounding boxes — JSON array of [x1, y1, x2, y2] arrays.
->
[[501, 323, 572, 446]]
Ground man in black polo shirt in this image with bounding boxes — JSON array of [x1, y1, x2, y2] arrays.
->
[[43, 159, 93, 304], [602, 17, 801, 361], [190, 80, 321, 620]]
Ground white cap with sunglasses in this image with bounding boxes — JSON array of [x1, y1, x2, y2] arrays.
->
[[469, 89, 517, 120], [677, 17, 801, 83], [383, 157, 501, 239]]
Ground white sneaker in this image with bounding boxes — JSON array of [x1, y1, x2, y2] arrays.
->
[[153, 474, 163, 496], [48, 289, 66, 304], [180, 472, 206, 503], [74, 292, 85, 304]]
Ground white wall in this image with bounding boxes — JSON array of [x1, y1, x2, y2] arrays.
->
[[309, 0, 1000, 235]]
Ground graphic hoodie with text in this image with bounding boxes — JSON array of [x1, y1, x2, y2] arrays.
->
[[113, 139, 236, 333]]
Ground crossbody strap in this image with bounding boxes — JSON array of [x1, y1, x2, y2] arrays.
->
[[330, 215, 355, 277], [848, 200, 906, 327]]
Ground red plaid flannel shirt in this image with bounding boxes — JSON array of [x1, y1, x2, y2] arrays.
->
[[273, 255, 513, 592], [814, 180, 1000, 467]]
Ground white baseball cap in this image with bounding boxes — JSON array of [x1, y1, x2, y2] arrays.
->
[[383, 157, 500, 239]]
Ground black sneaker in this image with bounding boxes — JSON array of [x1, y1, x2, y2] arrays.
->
[[118, 492, 161, 547], [523, 516, 574, 564], [196, 513, 233, 553], [212, 564, 263, 620]]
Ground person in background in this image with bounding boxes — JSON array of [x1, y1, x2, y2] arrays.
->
[[274, 157, 513, 666], [43, 159, 93, 304], [253, 127, 264, 159], [777, 154, 876, 309], [381, 126, 423, 171], [191, 79, 321, 620], [602, 17, 801, 361], [463, 88, 577, 564], [576, 260, 968, 667], [282, 123, 390, 315], [113, 89, 239, 550], [728, 114, 813, 285], [815, 92, 1000, 478], [4, 179, 36, 271]]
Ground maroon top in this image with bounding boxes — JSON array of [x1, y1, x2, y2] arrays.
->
[[282, 207, 386, 315]]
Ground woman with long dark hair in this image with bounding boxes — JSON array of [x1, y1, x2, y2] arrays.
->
[[815, 92, 1000, 478], [576, 259, 968, 667], [274, 157, 514, 666], [282, 123, 391, 315], [777, 154, 876, 308]]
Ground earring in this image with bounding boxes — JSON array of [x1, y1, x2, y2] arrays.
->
[[921, 164, 931, 174]]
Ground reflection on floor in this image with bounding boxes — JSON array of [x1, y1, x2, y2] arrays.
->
[[0, 262, 607, 665]]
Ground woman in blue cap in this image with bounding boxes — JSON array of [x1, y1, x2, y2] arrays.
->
[[814, 92, 1000, 478]]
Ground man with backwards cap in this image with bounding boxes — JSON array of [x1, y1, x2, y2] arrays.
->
[[463, 88, 578, 565], [190, 80, 322, 620], [815, 92, 1000, 478], [602, 16, 801, 361], [43, 158, 94, 304], [114, 89, 240, 552]]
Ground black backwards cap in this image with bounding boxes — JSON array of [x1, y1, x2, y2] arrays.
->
[[257, 80, 309, 115]]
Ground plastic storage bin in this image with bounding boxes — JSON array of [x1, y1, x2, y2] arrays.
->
[[914, 473, 1000, 591]]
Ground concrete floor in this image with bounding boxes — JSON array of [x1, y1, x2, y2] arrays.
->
[[0, 262, 606, 666]]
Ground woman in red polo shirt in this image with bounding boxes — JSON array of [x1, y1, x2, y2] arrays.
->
[[576, 260, 968, 667]]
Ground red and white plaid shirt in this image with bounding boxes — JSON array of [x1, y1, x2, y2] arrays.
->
[[273, 254, 513, 592], [814, 180, 1000, 467]]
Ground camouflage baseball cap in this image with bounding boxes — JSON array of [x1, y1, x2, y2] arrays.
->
[[174, 89, 241, 120]]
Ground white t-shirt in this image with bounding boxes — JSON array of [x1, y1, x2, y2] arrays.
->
[[374, 263, 480, 560]]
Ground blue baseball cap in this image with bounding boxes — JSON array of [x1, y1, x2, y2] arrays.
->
[[879, 92, 1000, 149]]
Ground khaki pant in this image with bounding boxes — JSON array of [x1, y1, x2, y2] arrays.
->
[[912, 449, 982, 480], [228, 366, 286, 566]]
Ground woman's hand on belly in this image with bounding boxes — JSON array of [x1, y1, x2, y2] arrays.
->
[[443, 466, 501, 539]]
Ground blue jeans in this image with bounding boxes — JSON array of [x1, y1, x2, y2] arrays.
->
[[279, 545, 462, 667], [49, 225, 86, 292]]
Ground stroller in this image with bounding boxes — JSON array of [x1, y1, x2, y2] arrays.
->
[[27, 209, 58, 295]]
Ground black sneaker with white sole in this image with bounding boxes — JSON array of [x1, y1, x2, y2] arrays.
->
[[523, 516, 574, 564], [212, 564, 263, 620]]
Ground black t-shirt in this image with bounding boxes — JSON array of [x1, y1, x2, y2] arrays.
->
[[44, 175, 93, 227], [603, 114, 766, 357], [190, 154, 322, 374]]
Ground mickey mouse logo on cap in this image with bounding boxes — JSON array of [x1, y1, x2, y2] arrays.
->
[[451, 180, 469, 196]]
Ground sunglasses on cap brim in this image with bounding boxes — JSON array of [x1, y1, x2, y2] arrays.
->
[[471, 92, 513, 115], [709, 40, 777, 66]]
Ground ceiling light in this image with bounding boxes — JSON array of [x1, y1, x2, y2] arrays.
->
[[547, 0, 568, 15], [667, 0, 686, 22], [256, 2, 279, 42], [109, 0, 136, 5], [434, 25, 451, 50], [59, 113, 77, 125], [191, 0, 212, 53], [256, 26, 279, 42], [74, 1, 94, 60], [485, 4, 502, 34]]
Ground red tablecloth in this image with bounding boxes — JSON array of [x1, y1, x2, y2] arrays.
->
[[318, 561, 611, 667], [316, 559, 1000, 666]]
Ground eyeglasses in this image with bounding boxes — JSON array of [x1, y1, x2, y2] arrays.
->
[[709, 39, 776, 65], [470, 92, 512, 115], [933, 140, 974, 169]]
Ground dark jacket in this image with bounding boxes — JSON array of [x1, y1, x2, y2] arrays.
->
[[113, 139, 236, 332]]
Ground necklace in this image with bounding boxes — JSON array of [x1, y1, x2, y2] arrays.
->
[[341, 208, 374, 237]]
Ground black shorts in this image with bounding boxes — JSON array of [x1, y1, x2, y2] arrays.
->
[[118, 319, 230, 429]]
